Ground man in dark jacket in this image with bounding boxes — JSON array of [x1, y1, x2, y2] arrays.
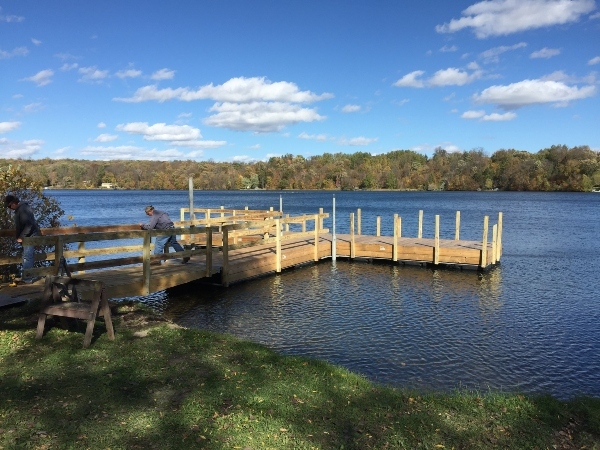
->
[[140, 205, 190, 264], [4, 194, 41, 284]]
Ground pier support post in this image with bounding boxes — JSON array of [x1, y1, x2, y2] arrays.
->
[[350, 213, 355, 259], [275, 219, 282, 273], [319, 208, 324, 230], [455, 211, 460, 241], [189, 177, 195, 220], [393, 214, 398, 262], [497, 212, 503, 260], [222, 227, 229, 287], [418, 210, 423, 239], [480, 216, 489, 269], [206, 227, 213, 278], [314, 214, 319, 261], [357, 209, 361, 236], [142, 232, 151, 295], [492, 224, 498, 264], [434, 215, 440, 265], [332, 195, 336, 262], [376, 216, 381, 237]]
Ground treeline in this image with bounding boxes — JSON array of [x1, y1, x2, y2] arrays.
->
[[2, 144, 599, 192]]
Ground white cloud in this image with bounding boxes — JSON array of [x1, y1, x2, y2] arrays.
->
[[151, 68, 175, 80], [22, 102, 44, 114], [338, 136, 378, 146], [0, 10, 24, 22], [0, 46, 29, 59], [116, 122, 202, 141], [31, 38, 41, 46], [115, 77, 332, 133], [205, 101, 326, 133], [249, 144, 260, 149], [94, 133, 118, 142], [429, 67, 482, 86], [60, 63, 78, 71], [440, 45, 458, 52], [78, 66, 109, 83], [98, 122, 106, 128], [115, 77, 333, 104], [437, 0, 596, 38], [170, 140, 227, 149], [116, 68, 142, 79], [588, 56, 600, 65], [0, 138, 43, 158], [393, 98, 410, 106], [342, 104, 361, 113], [530, 47, 561, 59], [21, 69, 53, 86], [461, 110, 486, 119], [462, 110, 517, 121], [480, 42, 527, 63], [79, 145, 187, 161], [474, 78, 596, 109], [298, 131, 329, 141], [0, 121, 21, 133], [395, 67, 481, 88], [393, 70, 425, 88], [482, 112, 517, 121]]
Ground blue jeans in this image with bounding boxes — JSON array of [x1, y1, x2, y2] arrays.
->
[[22, 245, 35, 282], [154, 234, 184, 255]]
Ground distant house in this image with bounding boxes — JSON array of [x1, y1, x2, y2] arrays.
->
[[101, 183, 115, 189]]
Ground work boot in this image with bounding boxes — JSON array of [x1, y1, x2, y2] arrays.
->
[[182, 257, 190, 264]]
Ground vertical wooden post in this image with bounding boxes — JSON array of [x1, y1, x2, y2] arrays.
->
[[434, 215, 440, 265], [142, 232, 151, 295], [481, 216, 489, 269], [492, 224, 498, 264], [332, 195, 337, 262], [205, 227, 213, 278], [357, 209, 362, 235], [206, 209, 211, 224], [393, 214, 398, 262], [455, 211, 460, 241], [285, 214, 290, 232], [54, 236, 64, 275], [275, 218, 282, 273], [302, 218, 307, 233], [398, 216, 402, 238], [220, 206, 225, 219], [78, 241, 85, 274], [189, 177, 195, 220], [180, 208, 185, 222], [418, 210, 423, 239], [497, 212, 503, 260], [350, 212, 355, 259], [314, 214, 319, 261], [221, 227, 229, 287], [319, 207, 324, 230], [376, 216, 381, 237]]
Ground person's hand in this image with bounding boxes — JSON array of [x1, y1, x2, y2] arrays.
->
[[16, 238, 22, 243]]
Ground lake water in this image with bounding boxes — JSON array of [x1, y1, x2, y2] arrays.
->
[[48, 189, 600, 399]]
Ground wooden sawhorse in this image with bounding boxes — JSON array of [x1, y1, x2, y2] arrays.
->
[[36, 276, 115, 348]]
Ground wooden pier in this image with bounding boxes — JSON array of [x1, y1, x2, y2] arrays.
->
[[0, 206, 502, 305]]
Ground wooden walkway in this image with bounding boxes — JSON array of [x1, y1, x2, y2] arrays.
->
[[0, 207, 502, 305]]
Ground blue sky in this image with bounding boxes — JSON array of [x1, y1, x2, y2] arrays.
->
[[1, 0, 599, 162]]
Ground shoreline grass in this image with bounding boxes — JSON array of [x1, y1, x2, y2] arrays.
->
[[1, 300, 599, 449]]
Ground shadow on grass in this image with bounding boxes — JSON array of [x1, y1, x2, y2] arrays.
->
[[1, 303, 599, 449]]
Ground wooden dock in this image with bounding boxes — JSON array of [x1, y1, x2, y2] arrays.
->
[[0, 207, 502, 305]]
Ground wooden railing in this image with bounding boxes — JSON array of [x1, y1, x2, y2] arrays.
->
[[1, 209, 331, 289]]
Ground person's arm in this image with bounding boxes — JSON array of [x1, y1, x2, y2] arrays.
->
[[141, 213, 160, 230]]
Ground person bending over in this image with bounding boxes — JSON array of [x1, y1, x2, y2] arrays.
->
[[140, 205, 190, 264]]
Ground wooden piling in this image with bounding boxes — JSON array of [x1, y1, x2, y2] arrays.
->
[[350, 212, 355, 259], [418, 210, 423, 239], [455, 211, 460, 240], [275, 218, 282, 272], [481, 216, 489, 269], [376, 216, 381, 237], [314, 214, 319, 261], [434, 215, 440, 265], [357, 208, 362, 235], [393, 214, 398, 262]]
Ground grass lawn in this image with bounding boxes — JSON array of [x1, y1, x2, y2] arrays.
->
[[1, 298, 599, 450]]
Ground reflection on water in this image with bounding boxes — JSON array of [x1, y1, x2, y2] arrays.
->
[[136, 258, 599, 400]]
